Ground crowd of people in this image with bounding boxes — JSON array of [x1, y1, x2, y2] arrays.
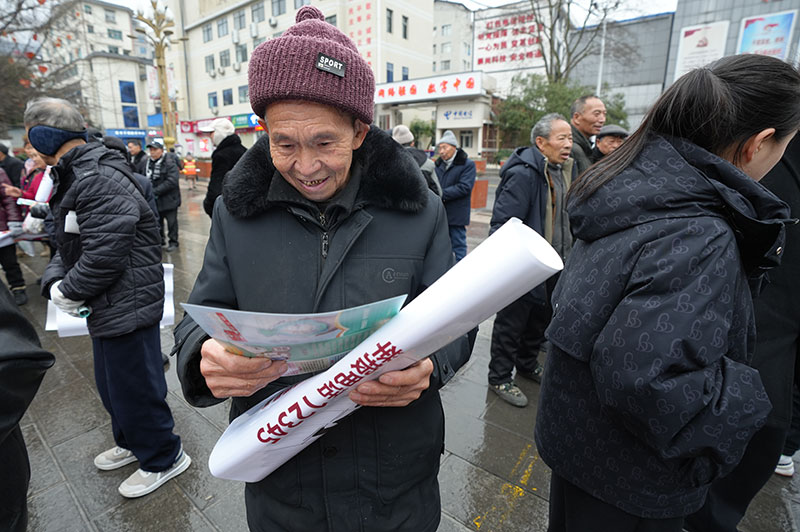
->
[[1, 6, 799, 532]]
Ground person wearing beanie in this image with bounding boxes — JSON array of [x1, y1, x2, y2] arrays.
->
[[391, 124, 441, 196], [434, 129, 476, 261], [172, 7, 472, 532], [201, 118, 246, 217]]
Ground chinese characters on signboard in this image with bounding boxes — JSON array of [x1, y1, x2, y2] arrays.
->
[[375, 73, 482, 104], [737, 10, 797, 60], [474, 12, 545, 71], [673, 21, 730, 81]]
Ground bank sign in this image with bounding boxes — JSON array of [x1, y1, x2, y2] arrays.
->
[[375, 73, 483, 105]]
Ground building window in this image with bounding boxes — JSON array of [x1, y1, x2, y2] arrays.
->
[[272, 0, 286, 17], [140, 46, 147, 55], [105, 8, 116, 23], [238, 85, 249, 103], [463, 59, 471, 71], [294, 0, 310, 7], [378, 114, 390, 130], [108, 29, 123, 40], [460, 130, 473, 149], [108, 45, 119, 54], [223, 88, 233, 106], [441, 42, 451, 54], [203, 23, 213, 42], [441, 59, 450, 71], [208, 92, 218, 108], [441, 24, 451, 36], [219, 49, 231, 67], [254, 36, 266, 46], [235, 43, 248, 63], [252, 2, 265, 23], [87, 24, 94, 33], [463, 42, 471, 56], [205, 54, 215, 72], [233, 10, 246, 30], [119, 80, 136, 103], [402, 15, 408, 39], [325, 14, 337, 27], [122, 105, 139, 128], [386, 62, 393, 82], [386, 9, 393, 33], [402, 66, 409, 80], [432, 43, 436, 54], [84, 4, 91, 13], [432, 61, 436, 72], [218, 18, 229, 37]]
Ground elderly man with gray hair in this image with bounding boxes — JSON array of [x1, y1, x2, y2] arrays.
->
[[487, 112, 576, 407], [25, 97, 190, 498]]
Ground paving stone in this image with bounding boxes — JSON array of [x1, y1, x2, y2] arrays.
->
[[22, 423, 63, 497], [27, 378, 109, 447], [27, 483, 90, 532]]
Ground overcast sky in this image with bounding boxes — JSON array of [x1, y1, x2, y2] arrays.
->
[[122, 0, 679, 24]]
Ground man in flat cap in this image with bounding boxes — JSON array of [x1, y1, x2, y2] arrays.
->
[[590, 124, 629, 163], [173, 7, 472, 531]]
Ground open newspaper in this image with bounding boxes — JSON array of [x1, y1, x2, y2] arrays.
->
[[181, 295, 407, 376]]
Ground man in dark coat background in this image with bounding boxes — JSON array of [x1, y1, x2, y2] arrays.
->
[[392, 124, 440, 196], [26, 96, 190, 499], [0, 143, 25, 187], [434, 129, 476, 261], [146, 141, 181, 252], [127, 140, 147, 174], [0, 283, 54, 532], [569, 94, 606, 175], [202, 118, 246, 217], [487, 113, 576, 407]]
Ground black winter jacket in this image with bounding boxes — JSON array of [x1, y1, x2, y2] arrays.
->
[[148, 154, 181, 212], [42, 143, 164, 338], [173, 127, 471, 532], [570, 124, 593, 175], [203, 133, 247, 217], [535, 135, 789, 519], [750, 135, 800, 428], [434, 147, 476, 226]]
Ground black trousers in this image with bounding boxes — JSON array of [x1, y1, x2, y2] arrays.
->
[[488, 274, 557, 385], [92, 324, 181, 471], [159, 208, 179, 246], [684, 424, 786, 532], [548, 473, 684, 532], [0, 425, 30, 532], [784, 385, 800, 455], [0, 244, 24, 289]]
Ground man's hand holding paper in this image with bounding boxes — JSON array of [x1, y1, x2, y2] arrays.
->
[[200, 338, 288, 398], [349, 358, 433, 407]]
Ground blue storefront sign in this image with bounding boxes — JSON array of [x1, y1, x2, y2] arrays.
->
[[107, 128, 147, 138]]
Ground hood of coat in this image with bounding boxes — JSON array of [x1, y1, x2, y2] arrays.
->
[[223, 125, 428, 219], [570, 135, 791, 270]]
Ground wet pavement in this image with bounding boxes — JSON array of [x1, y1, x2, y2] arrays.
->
[[16, 170, 799, 531]]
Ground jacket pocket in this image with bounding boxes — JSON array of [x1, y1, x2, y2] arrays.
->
[[374, 394, 443, 504]]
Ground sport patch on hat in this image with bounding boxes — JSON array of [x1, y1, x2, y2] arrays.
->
[[316, 53, 346, 78]]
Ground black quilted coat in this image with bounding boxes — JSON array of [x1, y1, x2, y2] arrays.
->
[[42, 143, 164, 338]]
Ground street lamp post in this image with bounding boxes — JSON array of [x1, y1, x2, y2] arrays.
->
[[134, 0, 178, 149]]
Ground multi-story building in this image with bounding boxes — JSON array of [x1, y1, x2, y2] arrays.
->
[[433, 1, 474, 75], [166, 0, 435, 153], [38, 0, 157, 144]]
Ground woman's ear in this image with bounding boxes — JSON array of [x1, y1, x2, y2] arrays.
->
[[741, 128, 776, 165]]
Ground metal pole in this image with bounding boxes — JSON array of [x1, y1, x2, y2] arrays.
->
[[595, 18, 606, 95]]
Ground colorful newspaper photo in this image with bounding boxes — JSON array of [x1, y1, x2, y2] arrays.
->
[[181, 295, 407, 376]]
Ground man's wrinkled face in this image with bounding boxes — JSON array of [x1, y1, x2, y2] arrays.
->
[[128, 142, 141, 155], [573, 97, 607, 137], [149, 147, 163, 160], [262, 100, 369, 203], [535, 120, 573, 164], [438, 142, 456, 161], [596, 134, 626, 155]]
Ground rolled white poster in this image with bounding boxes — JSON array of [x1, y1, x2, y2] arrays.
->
[[208, 218, 564, 482], [34, 166, 54, 202]]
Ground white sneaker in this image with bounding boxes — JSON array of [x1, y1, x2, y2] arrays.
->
[[118, 450, 192, 498], [94, 446, 138, 471], [775, 454, 795, 477]]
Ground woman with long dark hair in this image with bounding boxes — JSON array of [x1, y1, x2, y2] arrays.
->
[[535, 54, 800, 532]]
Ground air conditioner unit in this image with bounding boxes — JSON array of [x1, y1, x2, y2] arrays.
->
[[232, 61, 241, 72], [232, 30, 240, 44], [268, 17, 278, 27], [250, 22, 259, 38], [208, 69, 216, 78], [217, 66, 225, 75]]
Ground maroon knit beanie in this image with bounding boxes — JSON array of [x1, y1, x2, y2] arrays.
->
[[248, 6, 375, 124]]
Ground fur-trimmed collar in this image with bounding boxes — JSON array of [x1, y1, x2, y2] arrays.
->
[[223, 126, 428, 219], [434, 147, 469, 168]]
